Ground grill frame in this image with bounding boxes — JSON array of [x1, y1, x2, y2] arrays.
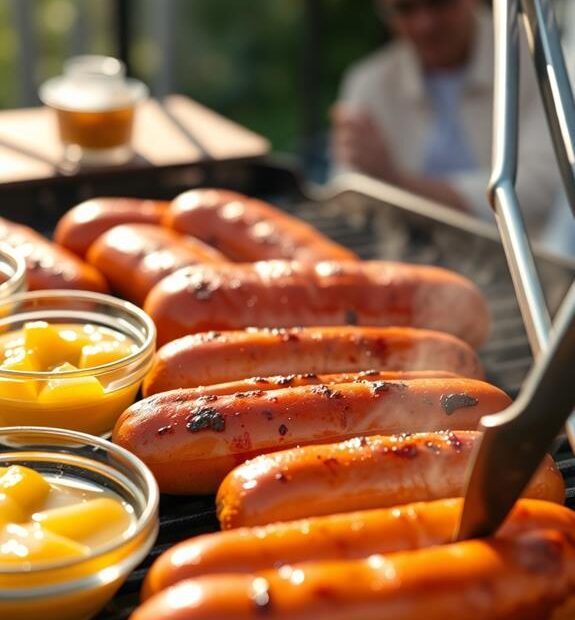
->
[[46, 160, 569, 620]]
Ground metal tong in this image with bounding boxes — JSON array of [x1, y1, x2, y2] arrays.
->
[[457, 280, 575, 539], [457, 0, 575, 539]]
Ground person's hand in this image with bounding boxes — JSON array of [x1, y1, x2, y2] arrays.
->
[[330, 104, 401, 183]]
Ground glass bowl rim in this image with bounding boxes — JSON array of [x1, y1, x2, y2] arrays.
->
[[0, 289, 156, 379], [0, 425, 159, 576]]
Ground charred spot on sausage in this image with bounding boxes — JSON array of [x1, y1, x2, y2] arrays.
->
[[273, 375, 297, 386], [278, 424, 288, 436], [440, 393, 479, 415], [235, 390, 264, 398], [186, 407, 226, 432], [345, 309, 358, 325], [196, 394, 218, 403], [311, 384, 342, 399]]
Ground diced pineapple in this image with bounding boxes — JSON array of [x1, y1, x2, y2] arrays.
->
[[37, 367, 105, 404], [0, 522, 89, 564], [0, 493, 26, 525], [23, 321, 89, 370], [79, 340, 137, 369], [34, 498, 132, 547], [0, 350, 39, 400], [0, 466, 50, 513]]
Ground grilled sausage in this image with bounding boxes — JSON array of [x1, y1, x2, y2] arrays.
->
[[164, 189, 359, 263], [54, 197, 169, 258], [216, 431, 563, 528], [144, 369, 459, 400], [143, 326, 483, 395], [144, 260, 490, 347], [0, 217, 108, 292], [114, 380, 512, 495], [143, 498, 575, 599], [86, 224, 227, 304], [132, 529, 575, 620]]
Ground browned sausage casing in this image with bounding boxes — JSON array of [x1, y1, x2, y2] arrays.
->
[[86, 224, 227, 304], [114, 380, 512, 495], [164, 189, 359, 263], [132, 529, 575, 620], [142, 498, 575, 599], [0, 217, 108, 292], [144, 369, 459, 400], [216, 431, 563, 528], [143, 326, 483, 396], [54, 197, 169, 258], [143, 260, 490, 347]]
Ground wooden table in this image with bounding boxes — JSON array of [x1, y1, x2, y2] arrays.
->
[[0, 95, 270, 187], [0, 95, 271, 227]]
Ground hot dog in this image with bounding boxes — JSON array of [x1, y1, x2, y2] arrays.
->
[[54, 197, 169, 258], [114, 380, 512, 495], [86, 224, 227, 304], [0, 217, 108, 292], [164, 189, 359, 263], [143, 498, 575, 599], [216, 431, 563, 528], [143, 326, 483, 395], [132, 529, 575, 620], [144, 369, 459, 400], [143, 260, 490, 347]]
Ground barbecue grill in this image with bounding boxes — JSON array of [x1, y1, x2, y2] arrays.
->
[[79, 159, 573, 619], [1, 0, 571, 615]]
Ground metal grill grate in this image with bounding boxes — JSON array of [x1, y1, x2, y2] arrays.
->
[[97, 181, 575, 619]]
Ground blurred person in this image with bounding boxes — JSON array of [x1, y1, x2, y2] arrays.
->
[[331, 0, 559, 242]]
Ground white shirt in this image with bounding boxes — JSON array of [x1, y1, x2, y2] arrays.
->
[[334, 7, 560, 242]]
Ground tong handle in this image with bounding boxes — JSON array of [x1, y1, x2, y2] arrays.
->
[[457, 281, 575, 540]]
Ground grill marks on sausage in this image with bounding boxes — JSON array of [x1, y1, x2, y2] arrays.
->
[[186, 407, 226, 433], [440, 393, 479, 415]]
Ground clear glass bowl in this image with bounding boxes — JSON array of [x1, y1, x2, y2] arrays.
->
[[0, 426, 159, 620], [0, 243, 27, 300], [0, 290, 156, 436]]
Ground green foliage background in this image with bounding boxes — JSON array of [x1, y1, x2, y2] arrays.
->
[[0, 0, 385, 155]]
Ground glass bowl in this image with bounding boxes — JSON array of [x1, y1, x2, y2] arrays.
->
[[0, 426, 159, 620], [0, 290, 156, 436], [0, 243, 27, 300]]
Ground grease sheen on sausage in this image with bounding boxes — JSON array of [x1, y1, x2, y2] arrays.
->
[[54, 197, 169, 258], [87, 224, 227, 304], [143, 498, 575, 599], [114, 380, 512, 495], [144, 369, 459, 400], [132, 529, 575, 620], [144, 260, 490, 347], [216, 431, 563, 528], [164, 189, 359, 263], [143, 326, 482, 395], [0, 217, 108, 292]]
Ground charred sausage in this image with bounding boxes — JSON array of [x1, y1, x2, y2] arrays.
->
[[114, 380, 512, 494], [132, 529, 575, 620], [143, 326, 483, 395], [0, 217, 108, 292], [216, 431, 563, 528], [54, 197, 169, 258], [144, 369, 459, 400], [143, 498, 575, 599], [87, 224, 227, 304], [164, 189, 359, 263], [143, 260, 490, 347]]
